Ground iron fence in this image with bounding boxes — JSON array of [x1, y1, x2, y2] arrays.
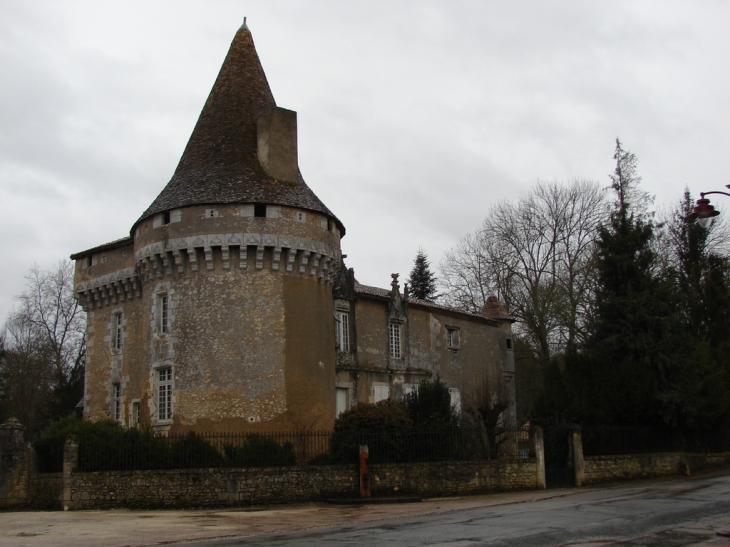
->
[[582, 427, 730, 455], [74, 430, 332, 472], [330, 425, 532, 464], [33, 425, 533, 473]]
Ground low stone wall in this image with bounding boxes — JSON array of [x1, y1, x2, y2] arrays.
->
[[66, 465, 358, 509], [62, 459, 539, 510], [28, 473, 64, 510], [371, 460, 538, 497], [584, 452, 730, 485]]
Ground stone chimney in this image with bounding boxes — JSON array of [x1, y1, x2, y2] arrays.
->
[[258, 106, 298, 183]]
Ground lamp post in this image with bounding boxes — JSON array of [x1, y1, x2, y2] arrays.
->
[[688, 185, 730, 228]]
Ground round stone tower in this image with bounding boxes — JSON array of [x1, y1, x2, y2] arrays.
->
[[126, 21, 344, 431]]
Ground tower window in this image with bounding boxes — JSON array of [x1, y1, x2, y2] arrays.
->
[[254, 203, 266, 217], [158, 368, 173, 421], [113, 384, 122, 422], [163, 211, 171, 224], [506, 338, 513, 350], [158, 294, 169, 334], [86, 256, 93, 268], [114, 313, 123, 350]]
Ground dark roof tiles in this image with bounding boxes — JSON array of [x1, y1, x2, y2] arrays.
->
[[353, 282, 502, 324], [136, 26, 341, 232]]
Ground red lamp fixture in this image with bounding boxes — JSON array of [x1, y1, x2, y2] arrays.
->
[[688, 185, 730, 228]]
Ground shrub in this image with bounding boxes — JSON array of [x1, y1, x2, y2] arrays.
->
[[403, 376, 458, 430], [330, 400, 413, 462], [224, 434, 296, 467], [168, 432, 225, 468]]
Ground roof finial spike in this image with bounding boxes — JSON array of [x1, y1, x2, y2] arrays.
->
[[241, 16, 248, 30]]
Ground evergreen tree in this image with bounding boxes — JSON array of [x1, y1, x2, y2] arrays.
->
[[576, 140, 686, 426], [408, 248, 438, 301], [403, 377, 458, 429], [664, 190, 730, 427]]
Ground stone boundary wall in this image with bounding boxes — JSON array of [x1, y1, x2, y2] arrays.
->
[[370, 460, 538, 498], [584, 452, 730, 485], [61, 459, 539, 510]]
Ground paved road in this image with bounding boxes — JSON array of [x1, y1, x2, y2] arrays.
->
[[3, 472, 730, 546], [189, 473, 730, 547]]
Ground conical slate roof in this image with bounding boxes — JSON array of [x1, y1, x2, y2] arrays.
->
[[136, 23, 342, 232]]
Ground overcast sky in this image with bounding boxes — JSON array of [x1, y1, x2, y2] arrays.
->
[[1, 0, 729, 321]]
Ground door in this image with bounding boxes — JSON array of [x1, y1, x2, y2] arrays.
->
[[543, 425, 576, 488]]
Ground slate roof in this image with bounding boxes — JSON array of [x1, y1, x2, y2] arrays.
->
[[135, 23, 343, 233], [70, 236, 133, 260], [353, 282, 506, 324]]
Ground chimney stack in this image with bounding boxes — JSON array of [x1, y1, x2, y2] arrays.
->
[[258, 106, 298, 183]]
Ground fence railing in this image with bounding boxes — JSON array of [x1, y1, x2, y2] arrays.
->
[[582, 427, 730, 456], [33, 425, 533, 473]]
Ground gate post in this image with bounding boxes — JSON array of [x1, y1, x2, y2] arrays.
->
[[62, 437, 79, 511], [572, 428, 585, 487], [532, 426, 546, 490], [359, 445, 371, 498]]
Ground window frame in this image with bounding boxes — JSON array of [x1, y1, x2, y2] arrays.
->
[[449, 387, 462, 414], [157, 367, 173, 422], [132, 400, 140, 426], [389, 322, 402, 359], [335, 311, 350, 352], [335, 387, 349, 417], [114, 312, 123, 350], [112, 383, 122, 423], [373, 384, 390, 403], [446, 327, 460, 350], [158, 294, 169, 334]]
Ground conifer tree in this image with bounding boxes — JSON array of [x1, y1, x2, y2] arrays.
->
[[407, 248, 438, 301], [575, 140, 686, 426], [663, 190, 730, 427]]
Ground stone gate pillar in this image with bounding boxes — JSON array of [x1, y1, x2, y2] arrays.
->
[[0, 418, 32, 508], [572, 427, 585, 487], [532, 426, 546, 490], [62, 437, 79, 511]]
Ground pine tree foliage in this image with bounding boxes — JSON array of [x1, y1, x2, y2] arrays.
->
[[574, 140, 686, 426], [408, 248, 438, 301]]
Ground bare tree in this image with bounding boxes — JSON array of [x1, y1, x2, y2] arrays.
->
[[15, 262, 85, 388], [0, 261, 85, 434], [0, 313, 53, 432], [440, 180, 607, 365]]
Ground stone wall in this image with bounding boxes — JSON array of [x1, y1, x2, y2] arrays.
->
[[60, 459, 538, 510], [370, 460, 538, 498], [584, 452, 730, 485]]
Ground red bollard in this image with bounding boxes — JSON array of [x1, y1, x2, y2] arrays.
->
[[359, 445, 371, 498]]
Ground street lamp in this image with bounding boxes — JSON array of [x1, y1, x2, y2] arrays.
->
[[688, 185, 730, 228]]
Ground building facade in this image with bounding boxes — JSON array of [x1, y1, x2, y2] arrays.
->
[[71, 22, 516, 433]]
